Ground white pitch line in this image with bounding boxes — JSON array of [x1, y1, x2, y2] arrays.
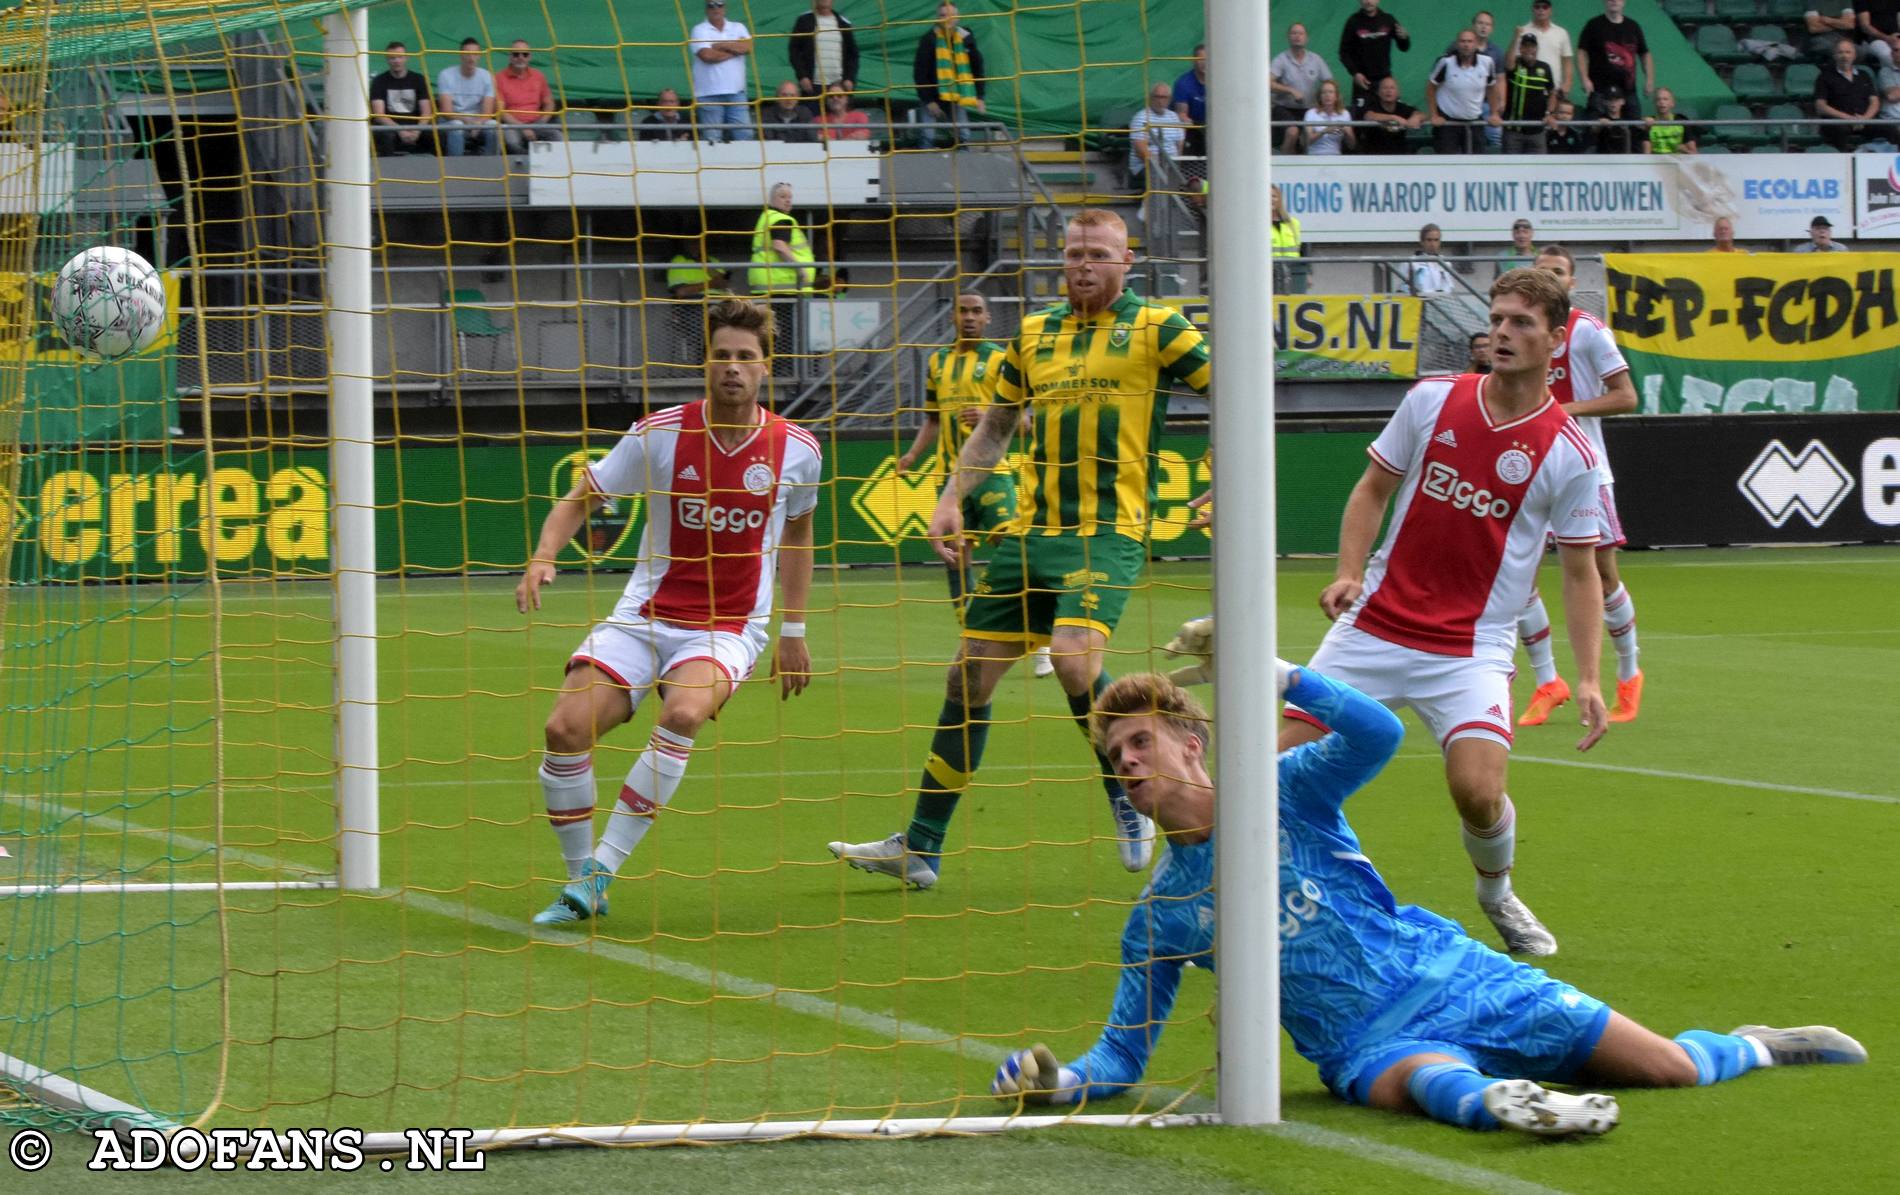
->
[[1509, 754, 1900, 806], [3, 793, 1577, 1195]]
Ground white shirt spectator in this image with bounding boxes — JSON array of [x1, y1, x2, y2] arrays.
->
[[436, 65, 495, 116], [1429, 53, 1496, 121], [1406, 255, 1457, 294], [814, 14, 845, 86], [690, 17, 753, 96], [1303, 107, 1352, 155], [1511, 21, 1572, 82], [1270, 47, 1334, 110], [1880, 63, 1900, 119], [1128, 106, 1186, 177]]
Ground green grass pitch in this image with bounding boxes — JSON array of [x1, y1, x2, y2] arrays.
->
[[3, 546, 1897, 1193]]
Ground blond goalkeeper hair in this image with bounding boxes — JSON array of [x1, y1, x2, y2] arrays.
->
[[1091, 672, 1211, 763]]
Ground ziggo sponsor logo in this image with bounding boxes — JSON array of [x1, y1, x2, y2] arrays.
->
[[1421, 461, 1513, 519], [677, 498, 768, 533]]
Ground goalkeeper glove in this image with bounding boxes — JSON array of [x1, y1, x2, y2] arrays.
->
[[1163, 615, 1214, 687], [989, 1043, 1080, 1105]]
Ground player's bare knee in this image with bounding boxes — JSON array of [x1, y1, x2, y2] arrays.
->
[[1050, 653, 1097, 693], [544, 708, 594, 755]]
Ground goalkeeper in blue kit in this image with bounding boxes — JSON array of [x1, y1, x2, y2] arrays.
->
[[990, 663, 1866, 1136]]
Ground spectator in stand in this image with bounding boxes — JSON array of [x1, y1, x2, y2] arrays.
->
[[370, 42, 434, 156], [1796, 214, 1848, 250], [914, 3, 986, 148], [1468, 330, 1493, 372], [1498, 217, 1537, 270], [1817, 36, 1880, 150], [666, 237, 731, 299], [1340, 0, 1412, 105], [1501, 33, 1556, 152], [1303, 79, 1356, 156], [1271, 185, 1303, 293], [1406, 224, 1458, 294], [496, 40, 560, 153], [1578, 0, 1653, 120], [639, 88, 695, 141], [1804, 7, 1857, 60], [814, 83, 871, 140], [1354, 75, 1425, 154], [1172, 43, 1209, 156], [750, 181, 817, 294], [1858, 0, 1900, 69], [1427, 29, 1502, 154], [1507, 0, 1574, 95], [1878, 52, 1900, 128], [1447, 12, 1508, 150], [1271, 24, 1333, 154], [761, 81, 818, 141], [1128, 82, 1188, 186], [790, 0, 860, 98], [1548, 96, 1589, 151], [691, 0, 756, 143], [1593, 86, 1636, 152], [1643, 87, 1699, 154], [436, 38, 498, 157], [1707, 216, 1747, 253]]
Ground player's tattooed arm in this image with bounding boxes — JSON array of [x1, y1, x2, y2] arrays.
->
[[952, 402, 1018, 493]]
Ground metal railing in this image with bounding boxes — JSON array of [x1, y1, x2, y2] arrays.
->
[[1266, 114, 1891, 154]]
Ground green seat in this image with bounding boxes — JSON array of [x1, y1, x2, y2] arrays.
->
[[1713, 0, 1761, 17], [1763, 0, 1810, 16], [564, 110, 604, 142], [1663, 0, 1715, 24], [1730, 63, 1776, 99], [1697, 25, 1749, 63], [1712, 101, 1766, 147], [1745, 24, 1789, 47], [444, 288, 509, 375], [1782, 63, 1820, 99], [1766, 102, 1820, 147]]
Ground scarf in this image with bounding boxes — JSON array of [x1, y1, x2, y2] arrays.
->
[[933, 27, 979, 109]]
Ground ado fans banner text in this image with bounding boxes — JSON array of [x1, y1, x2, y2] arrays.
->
[[1603, 253, 1900, 415]]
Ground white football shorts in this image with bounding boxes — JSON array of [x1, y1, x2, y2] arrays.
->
[[1285, 622, 1514, 751], [568, 617, 768, 699]]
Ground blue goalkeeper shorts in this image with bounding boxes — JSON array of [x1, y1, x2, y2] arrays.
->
[[1319, 938, 1612, 1105]]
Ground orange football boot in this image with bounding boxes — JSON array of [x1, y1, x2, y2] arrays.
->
[[1608, 671, 1645, 724], [1517, 678, 1571, 726]]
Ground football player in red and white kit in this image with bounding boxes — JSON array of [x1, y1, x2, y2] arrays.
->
[[514, 298, 823, 925], [1280, 269, 1610, 957], [1515, 245, 1644, 728]]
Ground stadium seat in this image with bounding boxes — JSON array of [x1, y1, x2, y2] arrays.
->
[[1712, 101, 1766, 148], [1730, 63, 1776, 99], [444, 288, 510, 375], [1713, 0, 1761, 17], [1696, 25, 1748, 64], [1781, 63, 1820, 100], [1762, 0, 1808, 16], [1663, 0, 1713, 23], [1767, 101, 1821, 147], [1745, 24, 1790, 48]]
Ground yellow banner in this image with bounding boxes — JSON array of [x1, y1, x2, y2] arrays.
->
[[1161, 295, 1422, 379], [1604, 253, 1900, 362]]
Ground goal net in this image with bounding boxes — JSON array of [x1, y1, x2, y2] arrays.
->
[[0, 0, 1227, 1144]]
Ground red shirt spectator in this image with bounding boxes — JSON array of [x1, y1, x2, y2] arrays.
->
[[495, 45, 555, 126], [814, 88, 870, 140]]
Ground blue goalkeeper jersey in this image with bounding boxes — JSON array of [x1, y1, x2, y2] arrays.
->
[[1063, 667, 1477, 1102]]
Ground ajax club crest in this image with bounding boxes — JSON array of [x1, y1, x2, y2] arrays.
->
[[1495, 448, 1534, 486], [743, 462, 776, 496], [552, 449, 642, 563]]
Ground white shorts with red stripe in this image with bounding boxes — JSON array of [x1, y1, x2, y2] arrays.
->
[[1593, 482, 1626, 548], [568, 617, 768, 697], [1286, 623, 1514, 751]]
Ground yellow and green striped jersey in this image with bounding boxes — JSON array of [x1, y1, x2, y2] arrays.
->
[[925, 340, 1009, 470], [995, 289, 1210, 538]]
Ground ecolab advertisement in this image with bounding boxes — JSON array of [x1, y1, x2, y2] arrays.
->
[[1279, 154, 1853, 243]]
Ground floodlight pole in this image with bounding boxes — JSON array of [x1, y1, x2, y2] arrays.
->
[[325, 7, 379, 891], [1208, 0, 1280, 1126]]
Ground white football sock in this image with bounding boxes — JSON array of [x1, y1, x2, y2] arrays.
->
[[1603, 584, 1640, 683], [1517, 590, 1559, 686], [1462, 795, 1516, 903], [593, 726, 695, 873], [538, 750, 597, 880]]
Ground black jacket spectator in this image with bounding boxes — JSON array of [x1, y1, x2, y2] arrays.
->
[[1501, 56, 1555, 152], [912, 25, 986, 108], [1339, 8, 1411, 100], [789, 8, 861, 94], [761, 99, 818, 141], [1579, 11, 1649, 117], [1353, 91, 1420, 154], [639, 111, 695, 142], [1815, 51, 1879, 148]]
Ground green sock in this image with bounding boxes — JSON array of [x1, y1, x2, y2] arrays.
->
[[905, 699, 991, 856], [1068, 671, 1125, 801]]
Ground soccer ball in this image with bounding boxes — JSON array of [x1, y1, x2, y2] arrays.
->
[[50, 246, 167, 361]]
